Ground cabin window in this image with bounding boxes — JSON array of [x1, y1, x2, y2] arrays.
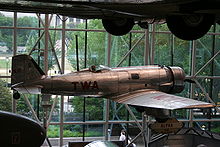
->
[[131, 73, 139, 79]]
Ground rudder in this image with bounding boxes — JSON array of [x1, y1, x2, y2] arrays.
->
[[11, 54, 45, 85]]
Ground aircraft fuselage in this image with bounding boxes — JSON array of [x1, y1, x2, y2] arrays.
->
[[14, 65, 185, 99]]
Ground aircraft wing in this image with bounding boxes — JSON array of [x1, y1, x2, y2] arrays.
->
[[112, 90, 214, 110]]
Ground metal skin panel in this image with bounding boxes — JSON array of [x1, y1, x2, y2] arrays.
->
[[46, 71, 119, 97], [11, 55, 214, 119]]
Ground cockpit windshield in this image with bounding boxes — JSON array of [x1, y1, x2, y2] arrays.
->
[[89, 65, 111, 72]]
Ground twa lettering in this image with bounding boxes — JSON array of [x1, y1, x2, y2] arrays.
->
[[72, 81, 99, 90]]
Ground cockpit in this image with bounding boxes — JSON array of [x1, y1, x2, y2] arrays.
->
[[89, 65, 111, 73]]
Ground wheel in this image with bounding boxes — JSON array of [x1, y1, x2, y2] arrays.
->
[[166, 14, 214, 40], [102, 18, 134, 36], [13, 91, 20, 100]]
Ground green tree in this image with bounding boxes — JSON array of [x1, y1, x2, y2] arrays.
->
[[0, 13, 39, 53], [0, 13, 13, 52], [0, 80, 12, 112], [72, 97, 104, 120], [66, 19, 106, 70]]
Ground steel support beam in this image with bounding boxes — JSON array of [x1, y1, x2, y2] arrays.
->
[[47, 96, 58, 128], [125, 105, 143, 131], [61, 16, 66, 74], [36, 13, 45, 27], [104, 33, 112, 140], [142, 112, 148, 147], [59, 16, 66, 147], [44, 14, 49, 74], [12, 12, 17, 113], [189, 41, 196, 128], [117, 34, 145, 67], [194, 49, 220, 77], [47, 118, 220, 125], [150, 24, 156, 64], [144, 28, 150, 65], [194, 80, 220, 114], [104, 99, 110, 140], [28, 31, 45, 55], [23, 94, 40, 122], [60, 96, 64, 146]]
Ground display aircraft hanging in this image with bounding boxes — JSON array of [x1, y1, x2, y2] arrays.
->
[[11, 54, 214, 121], [0, 0, 220, 40]]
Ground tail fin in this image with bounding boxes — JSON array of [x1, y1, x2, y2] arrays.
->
[[11, 54, 45, 85]]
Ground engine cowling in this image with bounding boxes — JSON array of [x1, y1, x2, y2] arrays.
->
[[168, 66, 185, 94]]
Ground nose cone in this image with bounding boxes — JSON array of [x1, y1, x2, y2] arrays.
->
[[0, 111, 46, 147]]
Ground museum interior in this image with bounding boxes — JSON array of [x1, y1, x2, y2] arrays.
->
[[0, 10, 220, 147]]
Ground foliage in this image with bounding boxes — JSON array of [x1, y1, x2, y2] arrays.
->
[[211, 127, 220, 133], [47, 126, 59, 138], [0, 80, 12, 112], [85, 131, 102, 137], [0, 13, 39, 52], [210, 122, 220, 133], [72, 97, 104, 120], [47, 125, 102, 138]]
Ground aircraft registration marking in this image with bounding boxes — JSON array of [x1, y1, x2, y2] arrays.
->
[[71, 81, 99, 90]]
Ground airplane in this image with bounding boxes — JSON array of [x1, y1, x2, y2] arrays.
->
[[0, 0, 220, 40], [11, 54, 214, 123]]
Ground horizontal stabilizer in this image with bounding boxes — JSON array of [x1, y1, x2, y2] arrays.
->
[[113, 90, 214, 110]]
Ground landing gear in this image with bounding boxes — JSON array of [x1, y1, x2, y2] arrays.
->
[[102, 18, 134, 36], [166, 14, 214, 40], [13, 91, 20, 100]]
